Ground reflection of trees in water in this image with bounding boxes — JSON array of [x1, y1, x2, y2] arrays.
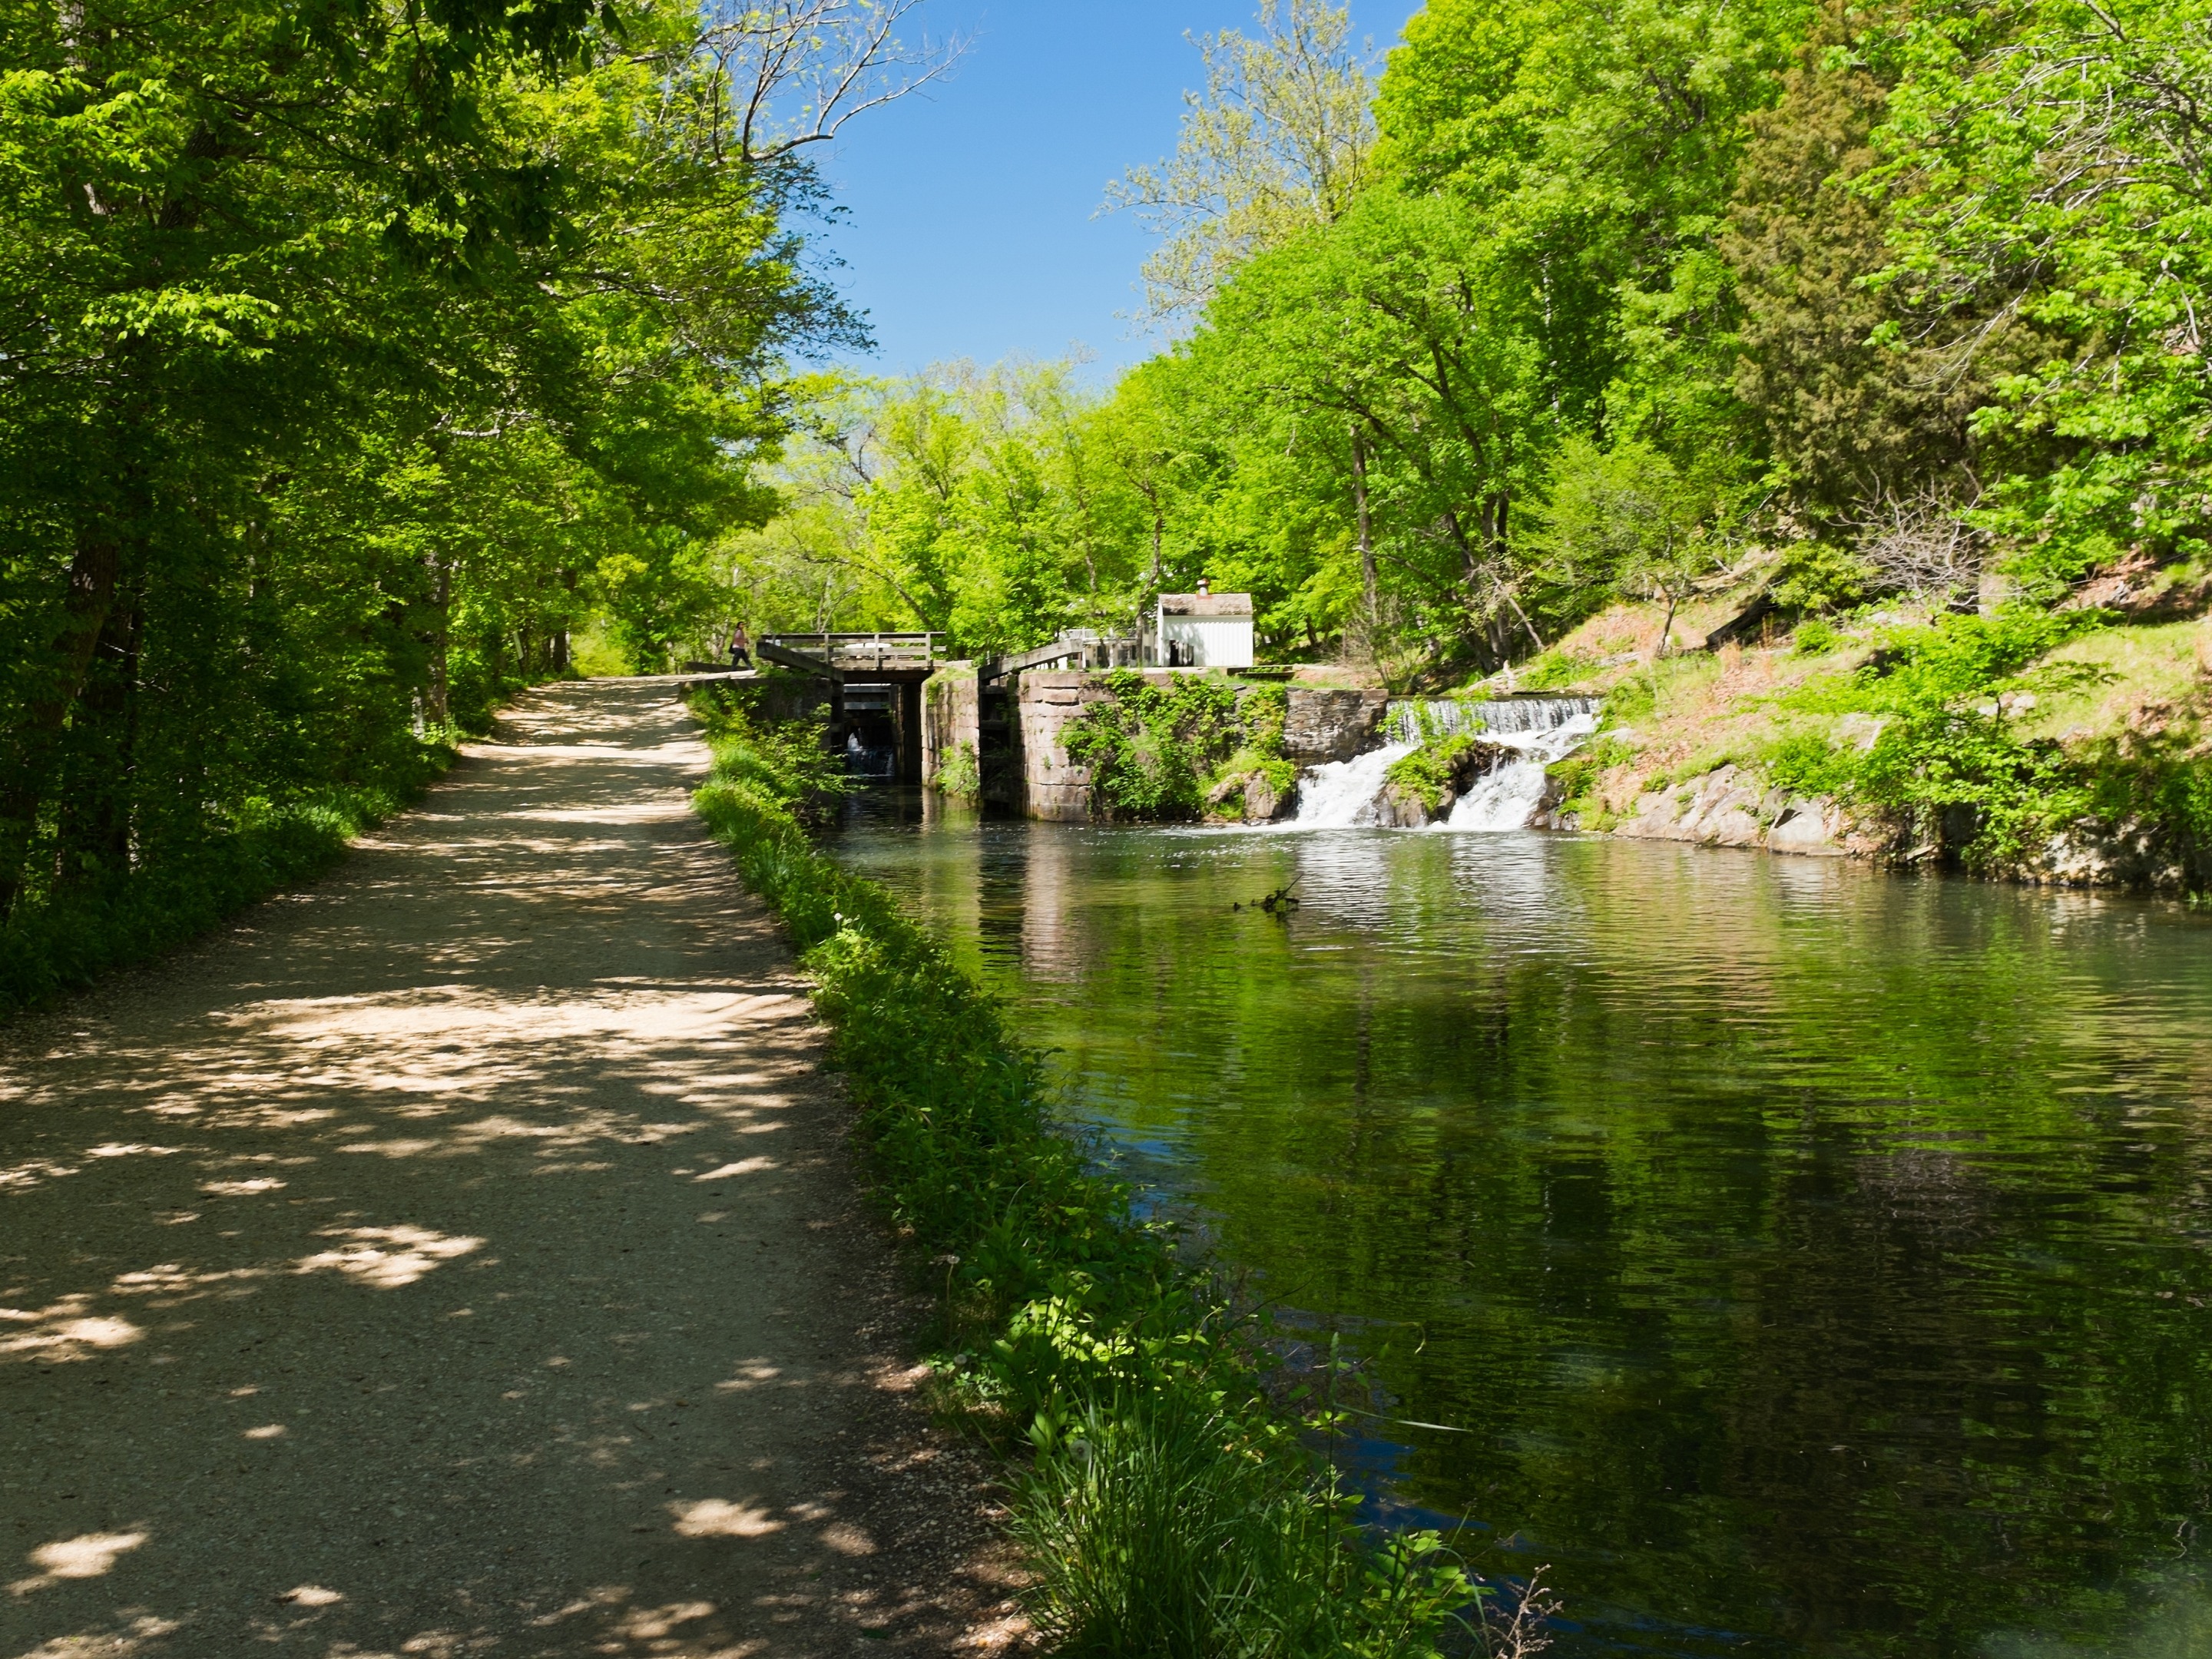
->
[[853, 821, 2212, 1657]]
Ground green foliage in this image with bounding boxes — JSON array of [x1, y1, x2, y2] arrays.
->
[[0, 0, 854, 988], [688, 691, 849, 822], [687, 700, 1473, 1654], [1771, 541, 1876, 615], [1523, 435, 1724, 634], [1544, 734, 1637, 823], [1512, 651, 1598, 690], [1791, 616, 1843, 656], [1014, 1390, 1476, 1659], [1062, 671, 1254, 821], [1770, 610, 2161, 869], [1384, 731, 1483, 812], [936, 741, 983, 803], [1725, 5, 1985, 522], [0, 745, 450, 1017], [1760, 729, 1859, 800], [1868, 0, 2212, 593]]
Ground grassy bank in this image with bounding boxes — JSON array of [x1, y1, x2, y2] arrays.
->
[[1521, 598, 2212, 898], [0, 743, 454, 1018], [687, 689, 1479, 1657]]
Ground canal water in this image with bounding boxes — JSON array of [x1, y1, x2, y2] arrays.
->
[[828, 793, 2212, 1658]]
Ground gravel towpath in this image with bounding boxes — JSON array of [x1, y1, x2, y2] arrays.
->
[[0, 680, 1015, 1659]]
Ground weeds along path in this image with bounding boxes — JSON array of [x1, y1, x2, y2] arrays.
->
[[0, 680, 1015, 1659]]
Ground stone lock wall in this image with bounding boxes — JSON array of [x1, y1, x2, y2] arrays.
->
[[921, 667, 979, 788], [1016, 671, 1122, 823]]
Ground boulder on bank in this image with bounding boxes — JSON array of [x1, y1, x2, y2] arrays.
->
[[1203, 768, 1296, 823], [1610, 763, 1883, 858]]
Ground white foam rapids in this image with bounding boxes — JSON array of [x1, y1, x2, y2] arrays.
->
[[1286, 697, 1599, 833]]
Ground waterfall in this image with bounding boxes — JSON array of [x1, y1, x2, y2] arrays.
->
[[1437, 710, 1598, 831], [1289, 696, 1599, 832], [1287, 740, 1419, 828], [1387, 696, 1603, 740]]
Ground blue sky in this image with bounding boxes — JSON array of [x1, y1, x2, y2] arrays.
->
[[806, 2, 1418, 381]]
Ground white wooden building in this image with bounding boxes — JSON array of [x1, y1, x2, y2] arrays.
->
[[1154, 590, 1254, 668]]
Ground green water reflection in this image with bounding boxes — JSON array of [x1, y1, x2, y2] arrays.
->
[[830, 793, 2212, 1657]]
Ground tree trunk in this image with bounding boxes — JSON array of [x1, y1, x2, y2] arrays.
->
[[0, 525, 124, 917], [1350, 427, 1378, 640], [424, 551, 452, 726], [55, 592, 142, 890]]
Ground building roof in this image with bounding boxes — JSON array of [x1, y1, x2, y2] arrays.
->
[[1157, 592, 1254, 618]]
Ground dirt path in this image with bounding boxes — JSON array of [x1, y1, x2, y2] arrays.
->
[[0, 681, 1017, 1659]]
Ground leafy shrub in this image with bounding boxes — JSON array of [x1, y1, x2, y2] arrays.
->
[[0, 747, 452, 1018], [688, 695, 1476, 1654], [1770, 539, 1875, 614], [1770, 608, 2170, 871], [1545, 736, 1637, 824], [690, 687, 849, 820], [1064, 673, 1293, 822], [1761, 730, 1859, 800], [1384, 732, 1484, 813], [1792, 617, 1841, 657], [936, 740, 982, 801]]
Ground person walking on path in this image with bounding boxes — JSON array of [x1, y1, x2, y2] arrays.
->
[[0, 680, 1012, 1659], [727, 623, 751, 667]]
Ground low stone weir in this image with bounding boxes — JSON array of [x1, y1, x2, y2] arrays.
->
[[1386, 694, 1603, 740]]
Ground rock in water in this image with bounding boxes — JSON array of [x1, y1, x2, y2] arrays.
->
[[1244, 770, 1287, 822]]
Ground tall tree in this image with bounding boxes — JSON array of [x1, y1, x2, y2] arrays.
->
[[1104, 0, 1378, 320]]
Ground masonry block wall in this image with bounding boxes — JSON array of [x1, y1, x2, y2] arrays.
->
[[1280, 688, 1389, 763], [918, 671, 1390, 822], [921, 668, 979, 787], [1015, 671, 1121, 823]]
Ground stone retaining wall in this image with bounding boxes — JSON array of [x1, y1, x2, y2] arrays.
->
[[922, 667, 979, 789], [1016, 671, 1122, 823], [1281, 688, 1388, 763]]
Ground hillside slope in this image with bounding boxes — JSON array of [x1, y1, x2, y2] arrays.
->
[[1507, 596, 2212, 897]]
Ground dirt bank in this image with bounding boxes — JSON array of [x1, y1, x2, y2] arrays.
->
[[0, 680, 1017, 1659]]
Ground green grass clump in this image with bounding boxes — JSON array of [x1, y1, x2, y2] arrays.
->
[[1765, 608, 2212, 891], [687, 694, 1479, 1656], [1384, 732, 1484, 813], [0, 747, 452, 1018]]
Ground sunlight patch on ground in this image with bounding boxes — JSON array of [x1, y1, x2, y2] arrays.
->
[[295, 1225, 484, 1290], [669, 1498, 784, 1539], [8, 1531, 148, 1595], [694, 1157, 778, 1181], [0, 1297, 144, 1359], [613, 1599, 717, 1640]]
